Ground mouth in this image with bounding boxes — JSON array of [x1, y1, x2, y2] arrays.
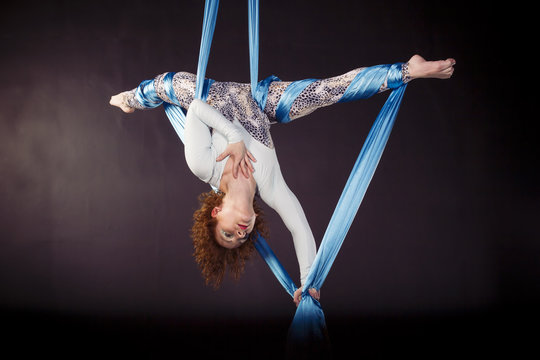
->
[[237, 224, 248, 230]]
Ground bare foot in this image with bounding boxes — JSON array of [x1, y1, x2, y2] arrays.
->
[[407, 54, 456, 80], [109, 93, 135, 113]]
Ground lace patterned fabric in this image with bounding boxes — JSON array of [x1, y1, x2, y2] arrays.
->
[[123, 63, 409, 149]]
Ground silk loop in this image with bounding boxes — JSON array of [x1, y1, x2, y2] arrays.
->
[[135, 80, 162, 108], [252, 75, 280, 111], [275, 78, 317, 123]]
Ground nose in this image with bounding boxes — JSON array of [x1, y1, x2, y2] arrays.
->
[[236, 229, 246, 237]]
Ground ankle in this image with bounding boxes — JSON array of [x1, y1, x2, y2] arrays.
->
[[402, 62, 412, 83]]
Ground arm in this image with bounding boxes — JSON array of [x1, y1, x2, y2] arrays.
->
[[259, 166, 317, 287], [184, 99, 244, 182]]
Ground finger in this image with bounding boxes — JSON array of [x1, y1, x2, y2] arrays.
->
[[232, 161, 239, 179], [241, 160, 250, 179], [216, 152, 228, 162], [240, 161, 246, 178], [245, 156, 255, 173], [247, 151, 256, 162], [293, 291, 301, 306], [245, 160, 251, 177], [309, 288, 320, 300]]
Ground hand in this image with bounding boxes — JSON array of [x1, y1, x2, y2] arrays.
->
[[216, 141, 256, 179], [293, 287, 321, 307]]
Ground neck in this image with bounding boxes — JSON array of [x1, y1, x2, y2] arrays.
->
[[219, 160, 257, 214]]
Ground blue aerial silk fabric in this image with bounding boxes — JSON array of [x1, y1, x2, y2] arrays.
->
[[252, 75, 281, 111], [133, 0, 408, 354], [253, 65, 407, 352], [248, 0, 259, 96], [133, 0, 218, 143], [253, 232, 297, 296], [195, 0, 220, 100], [135, 0, 219, 186], [135, 74, 214, 145], [274, 78, 317, 123], [245, 1, 408, 351], [289, 72, 406, 346]]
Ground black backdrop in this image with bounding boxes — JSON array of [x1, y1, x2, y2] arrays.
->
[[1, 0, 537, 358]]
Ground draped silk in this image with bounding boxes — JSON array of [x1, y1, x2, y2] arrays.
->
[[194, 0, 220, 100], [133, 0, 408, 353], [253, 65, 407, 350], [248, 0, 259, 96]]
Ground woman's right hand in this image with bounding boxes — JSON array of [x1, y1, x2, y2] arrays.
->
[[216, 141, 256, 179], [293, 287, 321, 307]]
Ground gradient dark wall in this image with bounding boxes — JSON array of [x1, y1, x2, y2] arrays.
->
[[0, 0, 536, 358]]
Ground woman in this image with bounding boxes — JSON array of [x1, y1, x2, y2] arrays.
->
[[110, 54, 455, 305]]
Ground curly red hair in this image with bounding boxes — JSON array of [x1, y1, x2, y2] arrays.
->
[[191, 190, 268, 289]]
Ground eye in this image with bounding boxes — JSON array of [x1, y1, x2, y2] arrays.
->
[[222, 230, 233, 238]]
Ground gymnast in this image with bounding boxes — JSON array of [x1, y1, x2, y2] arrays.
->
[[110, 54, 455, 306]]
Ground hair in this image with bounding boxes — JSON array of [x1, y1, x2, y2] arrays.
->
[[191, 190, 268, 289]]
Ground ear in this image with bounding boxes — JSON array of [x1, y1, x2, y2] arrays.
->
[[211, 207, 221, 218]]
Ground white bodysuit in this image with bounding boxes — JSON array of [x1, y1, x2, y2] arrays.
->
[[185, 99, 316, 286], [122, 65, 408, 285]]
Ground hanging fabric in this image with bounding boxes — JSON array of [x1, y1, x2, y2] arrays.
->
[[248, 0, 259, 96], [253, 65, 407, 350], [194, 0, 220, 100], [135, 0, 218, 184]]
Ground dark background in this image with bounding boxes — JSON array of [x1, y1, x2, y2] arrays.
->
[[0, 0, 537, 358]]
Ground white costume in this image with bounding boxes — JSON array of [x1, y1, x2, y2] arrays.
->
[[185, 99, 316, 285]]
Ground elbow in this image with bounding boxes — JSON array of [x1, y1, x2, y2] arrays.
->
[[189, 166, 211, 183], [185, 154, 212, 183]]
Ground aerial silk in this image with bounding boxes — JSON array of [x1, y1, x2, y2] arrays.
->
[[135, 0, 218, 188], [254, 68, 406, 356], [247, 5, 406, 353], [134, 0, 408, 355]]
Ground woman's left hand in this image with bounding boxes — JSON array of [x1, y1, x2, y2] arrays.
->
[[293, 287, 321, 307], [216, 141, 256, 179]]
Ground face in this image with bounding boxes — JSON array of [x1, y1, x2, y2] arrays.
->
[[212, 204, 257, 249]]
